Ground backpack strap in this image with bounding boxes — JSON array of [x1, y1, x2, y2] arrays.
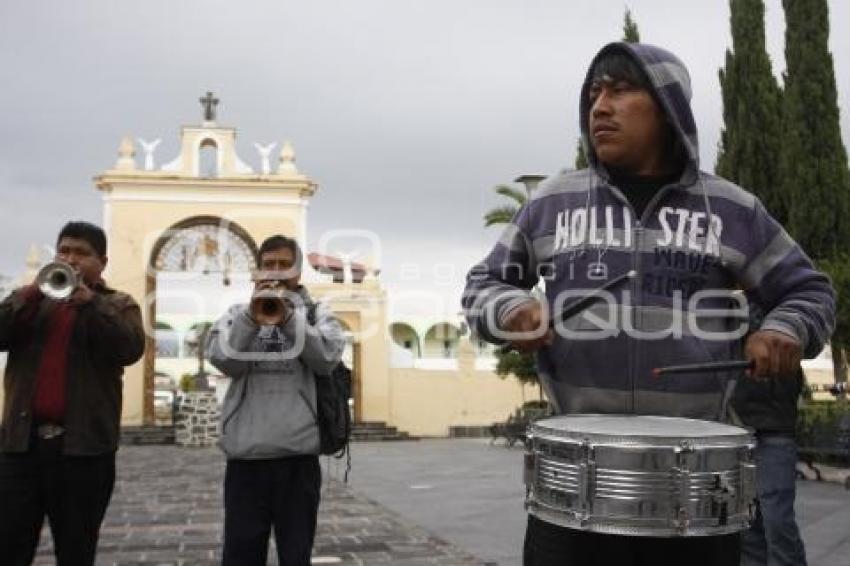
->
[[305, 302, 318, 326]]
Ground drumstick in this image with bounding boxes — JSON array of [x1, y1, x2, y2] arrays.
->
[[498, 270, 636, 354], [652, 360, 754, 377], [551, 270, 637, 327]]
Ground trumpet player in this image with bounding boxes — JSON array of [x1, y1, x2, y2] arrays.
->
[[206, 235, 344, 566], [0, 221, 145, 565]]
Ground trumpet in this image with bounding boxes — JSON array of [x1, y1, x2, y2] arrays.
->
[[36, 261, 79, 301], [250, 273, 291, 322]]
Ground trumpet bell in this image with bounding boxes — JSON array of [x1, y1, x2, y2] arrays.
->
[[251, 295, 286, 320], [36, 261, 78, 301]]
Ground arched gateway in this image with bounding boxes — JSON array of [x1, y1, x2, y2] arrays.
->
[[94, 97, 390, 427]]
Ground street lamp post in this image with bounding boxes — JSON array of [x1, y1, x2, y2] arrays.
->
[[184, 324, 212, 391], [514, 174, 547, 197]]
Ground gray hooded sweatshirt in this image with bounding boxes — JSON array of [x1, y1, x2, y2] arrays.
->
[[206, 286, 345, 459]]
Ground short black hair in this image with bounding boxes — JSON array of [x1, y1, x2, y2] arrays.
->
[[589, 51, 652, 91], [57, 221, 107, 257], [257, 235, 302, 267]]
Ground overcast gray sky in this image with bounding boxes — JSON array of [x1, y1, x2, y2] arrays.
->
[[1, 0, 848, 315]]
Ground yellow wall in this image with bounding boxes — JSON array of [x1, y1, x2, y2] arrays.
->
[[311, 284, 392, 423], [388, 367, 529, 437]]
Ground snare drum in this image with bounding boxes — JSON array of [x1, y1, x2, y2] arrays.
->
[[525, 414, 756, 537]]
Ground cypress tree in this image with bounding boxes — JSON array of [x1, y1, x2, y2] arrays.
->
[[623, 8, 641, 43], [716, 0, 784, 224], [574, 8, 642, 170], [780, 0, 850, 378], [574, 138, 588, 170], [779, 0, 850, 259]]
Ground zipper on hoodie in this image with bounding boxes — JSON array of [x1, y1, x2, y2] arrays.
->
[[631, 181, 679, 413], [631, 220, 643, 413], [603, 181, 642, 414]]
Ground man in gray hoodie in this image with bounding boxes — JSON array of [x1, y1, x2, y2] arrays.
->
[[464, 42, 835, 566], [207, 235, 345, 566]]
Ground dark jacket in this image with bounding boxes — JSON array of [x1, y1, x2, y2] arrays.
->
[[0, 284, 145, 455], [732, 367, 803, 436], [463, 42, 835, 421], [732, 306, 803, 436]]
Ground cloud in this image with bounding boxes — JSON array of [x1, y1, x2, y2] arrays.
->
[[1, 0, 848, 287]]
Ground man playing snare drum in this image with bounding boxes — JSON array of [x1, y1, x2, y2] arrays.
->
[[463, 42, 835, 565]]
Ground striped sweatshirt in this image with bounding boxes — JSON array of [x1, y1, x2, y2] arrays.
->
[[463, 42, 835, 421]]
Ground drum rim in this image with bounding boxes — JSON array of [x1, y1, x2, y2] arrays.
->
[[529, 414, 753, 446], [527, 504, 751, 537]]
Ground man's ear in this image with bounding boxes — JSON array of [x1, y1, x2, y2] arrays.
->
[[100, 255, 109, 270]]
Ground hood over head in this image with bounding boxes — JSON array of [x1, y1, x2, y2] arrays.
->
[[579, 42, 699, 178]]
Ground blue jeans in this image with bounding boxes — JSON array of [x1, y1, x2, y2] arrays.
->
[[740, 435, 807, 566]]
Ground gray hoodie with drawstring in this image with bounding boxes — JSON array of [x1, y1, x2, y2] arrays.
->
[[206, 286, 345, 459]]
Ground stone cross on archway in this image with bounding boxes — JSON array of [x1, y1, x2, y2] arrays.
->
[[199, 91, 219, 122]]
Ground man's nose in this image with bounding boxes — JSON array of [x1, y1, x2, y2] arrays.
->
[[591, 91, 612, 117]]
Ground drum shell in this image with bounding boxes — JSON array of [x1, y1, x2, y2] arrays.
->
[[525, 414, 757, 537]]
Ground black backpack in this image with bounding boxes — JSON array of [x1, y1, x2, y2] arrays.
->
[[307, 304, 353, 477]]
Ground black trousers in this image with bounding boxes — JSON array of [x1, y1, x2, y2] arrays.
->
[[223, 455, 321, 566], [0, 435, 116, 566], [524, 515, 741, 566]]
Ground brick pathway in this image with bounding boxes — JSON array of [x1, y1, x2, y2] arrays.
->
[[33, 446, 484, 565]]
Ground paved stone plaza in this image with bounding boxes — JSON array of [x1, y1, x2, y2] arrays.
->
[[348, 439, 850, 566], [32, 439, 850, 566], [34, 445, 483, 566]]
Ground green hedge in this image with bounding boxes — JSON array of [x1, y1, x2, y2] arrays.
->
[[796, 400, 850, 447]]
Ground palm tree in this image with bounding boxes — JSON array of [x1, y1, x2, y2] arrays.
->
[[483, 184, 527, 227]]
